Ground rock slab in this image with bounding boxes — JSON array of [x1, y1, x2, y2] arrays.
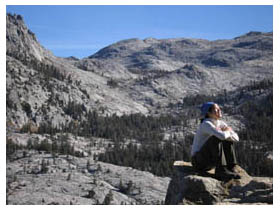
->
[[165, 162, 273, 205]]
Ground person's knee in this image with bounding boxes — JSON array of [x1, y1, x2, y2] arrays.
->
[[208, 136, 222, 144], [222, 140, 233, 145], [204, 136, 222, 153]]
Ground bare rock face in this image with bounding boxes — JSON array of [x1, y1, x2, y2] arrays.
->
[[6, 151, 170, 205], [6, 13, 273, 206], [224, 177, 273, 204], [6, 13, 53, 61], [6, 13, 273, 130], [165, 162, 272, 205], [165, 175, 226, 204]]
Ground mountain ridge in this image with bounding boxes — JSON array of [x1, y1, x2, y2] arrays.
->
[[6, 13, 273, 129], [6, 13, 273, 205]]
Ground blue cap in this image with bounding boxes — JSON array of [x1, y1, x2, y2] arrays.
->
[[200, 102, 215, 117]]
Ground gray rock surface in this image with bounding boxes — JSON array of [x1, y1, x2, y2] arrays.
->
[[6, 13, 272, 130], [165, 162, 272, 205], [6, 151, 170, 205], [165, 174, 226, 204], [6, 13, 273, 206]]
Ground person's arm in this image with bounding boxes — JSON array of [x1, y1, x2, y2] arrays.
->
[[229, 130, 239, 142], [202, 121, 239, 141], [219, 121, 239, 142]]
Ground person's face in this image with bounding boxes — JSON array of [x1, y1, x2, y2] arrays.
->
[[209, 104, 222, 119]]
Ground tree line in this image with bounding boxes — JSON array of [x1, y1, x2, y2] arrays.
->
[[97, 79, 273, 177], [98, 135, 193, 177], [10, 79, 273, 177], [7, 51, 68, 82]]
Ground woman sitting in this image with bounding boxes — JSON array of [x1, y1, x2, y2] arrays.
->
[[191, 102, 241, 180]]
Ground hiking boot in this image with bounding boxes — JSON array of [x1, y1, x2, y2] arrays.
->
[[195, 169, 212, 177], [215, 166, 241, 181]]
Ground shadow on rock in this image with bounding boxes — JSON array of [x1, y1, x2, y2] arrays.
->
[[165, 162, 273, 205]]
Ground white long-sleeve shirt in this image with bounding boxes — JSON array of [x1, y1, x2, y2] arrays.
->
[[191, 118, 239, 157]]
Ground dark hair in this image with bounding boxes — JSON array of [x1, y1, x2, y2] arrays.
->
[[200, 104, 215, 123]]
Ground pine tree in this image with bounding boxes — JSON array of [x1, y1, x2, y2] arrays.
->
[[103, 190, 113, 205]]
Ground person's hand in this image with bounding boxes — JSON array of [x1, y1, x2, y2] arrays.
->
[[221, 126, 232, 132]]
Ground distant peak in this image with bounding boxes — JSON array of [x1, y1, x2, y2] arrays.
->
[[116, 38, 141, 44], [245, 31, 262, 36], [7, 13, 23, 20], [234, 31, 272, 40], [7, 13, 37, 42], [6, 13, 51, 61], [65, 56, 80, 61]]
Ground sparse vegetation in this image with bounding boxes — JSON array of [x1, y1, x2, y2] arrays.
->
[[107, 78, 118, 88], [6, 13, 273, 205], [11, 79, 272, 177], [98, 79, 273, 177], [6, 50, 68, 82], [21, 101, 32, 117], [103, 190, 113, 205]]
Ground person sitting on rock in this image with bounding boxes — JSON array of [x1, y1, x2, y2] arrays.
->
[[191, 102, 241, 180]]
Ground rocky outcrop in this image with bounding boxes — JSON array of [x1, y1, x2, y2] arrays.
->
[[165, 174, 226, 204], [6, 13, 53, 61], [6, 150, 170, 205], [6, 13, 273, 205], [6, 13, 273, 129], [165, 162, 272, 205]]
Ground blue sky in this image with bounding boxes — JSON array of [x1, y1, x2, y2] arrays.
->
[[6, 5, 273, 59]]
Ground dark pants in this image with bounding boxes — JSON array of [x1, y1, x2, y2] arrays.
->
[[191, 136, 238, 171]]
